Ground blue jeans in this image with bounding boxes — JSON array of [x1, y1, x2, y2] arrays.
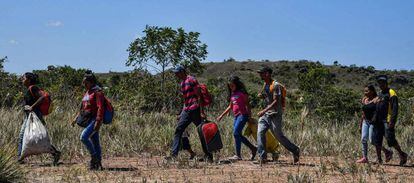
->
[[257, 112, 299, 160], [361, 120, 374, 158], [171, 108, 211, 158], [233, 115, 255, 157], [80, 118, 101, 161]]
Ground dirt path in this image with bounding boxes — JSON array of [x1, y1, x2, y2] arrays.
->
[[26, 155, 414, 182]]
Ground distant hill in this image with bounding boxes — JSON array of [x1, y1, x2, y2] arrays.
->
[[197, 60, 414, 91]]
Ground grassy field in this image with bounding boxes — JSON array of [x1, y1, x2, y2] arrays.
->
[[1, 103, 414, 182]]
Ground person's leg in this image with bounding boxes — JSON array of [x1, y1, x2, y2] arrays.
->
[[362, 122, 370, 158], [269, 114, 300, 163], [382, 122, 393, 162], [17, 118, 27, 159], [181, 136, 191, 151], [384, 123, 407, 165], [90, 130, 102, 168], [269, 114, 299, 155], [189, 108, 213, 161], [357, 121, 370, 163], [237, 115, 257, 155], [80, 119, 99, 159], [181, 134, 195, 158], [372, 123, 384, 164], [35, 110, 62, 165], [171, 110, 192, 157], [233, 115, 243, 158], [257, 115, 270, 161]]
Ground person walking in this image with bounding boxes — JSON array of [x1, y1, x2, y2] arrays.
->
[[72, 70, 106, 170], [18, 72, 61, 165], [356, 85, 385, 164], [255, 66, 300, 164], [165, 66, 213, 162], [377, 75, 408, 166], [217, 76, 257, 161]]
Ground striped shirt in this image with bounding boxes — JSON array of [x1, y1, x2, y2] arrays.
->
[[181, 75, 200, 111]]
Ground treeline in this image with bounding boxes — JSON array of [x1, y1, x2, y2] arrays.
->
[[1, 59, 413, 123]]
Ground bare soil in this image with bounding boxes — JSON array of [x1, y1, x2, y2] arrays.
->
[[25, 155, 414, 183]]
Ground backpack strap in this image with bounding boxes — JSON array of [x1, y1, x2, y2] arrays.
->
[[28, 85, 43, 99], [261, 80, 275, 95], [28, 85, 35, 97]]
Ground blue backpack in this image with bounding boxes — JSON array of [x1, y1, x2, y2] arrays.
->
[[102, 97, 114, 124]]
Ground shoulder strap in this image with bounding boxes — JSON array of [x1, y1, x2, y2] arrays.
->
[[28, 85, 35, 96], [28, 85, 42, 98]]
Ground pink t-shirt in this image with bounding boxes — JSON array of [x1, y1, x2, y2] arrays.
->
[[231, 91, 249, 116]]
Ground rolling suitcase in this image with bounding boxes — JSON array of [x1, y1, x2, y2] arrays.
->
[[197, 121, 223, 153]]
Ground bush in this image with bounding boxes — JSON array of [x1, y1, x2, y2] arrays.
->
[[298, 66, 360, 121], [0, 145, 25, 183]]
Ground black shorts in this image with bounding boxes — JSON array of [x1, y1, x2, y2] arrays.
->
[[371, 123, 385, 146], [384, 123, 398, 147]]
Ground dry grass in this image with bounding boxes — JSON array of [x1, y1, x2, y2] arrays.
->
[[1, 105, 414, 182]]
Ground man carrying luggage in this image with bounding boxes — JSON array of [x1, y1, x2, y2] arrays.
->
[[165, 66, 213, 162]]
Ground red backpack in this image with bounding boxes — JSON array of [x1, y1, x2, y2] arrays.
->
[[29, 86, 53, 116], [199, 84, 212, 107]]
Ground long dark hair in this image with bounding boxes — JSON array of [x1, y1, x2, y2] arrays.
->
[[23, 72, 38, 85], [227, 76, 248, 101], [365, 84, 377, 98], [83, 70, 97, 85]]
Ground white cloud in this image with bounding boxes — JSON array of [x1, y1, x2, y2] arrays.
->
[[46, 20, 64, 27], [9, 40, 19, 45]]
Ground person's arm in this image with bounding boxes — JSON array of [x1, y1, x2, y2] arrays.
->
[[359, 97, 366, 129], [94, 91, 105, 131], [389, 95, 398, 128], [25, 86, 44, 111], [217, 103, 232, 122]]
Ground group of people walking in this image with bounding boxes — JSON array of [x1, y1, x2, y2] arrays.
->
[[356, 75, 408, 165], [16, 66, 408, 171], [166, 66, 300, 164], [19, 71, 106, 170]]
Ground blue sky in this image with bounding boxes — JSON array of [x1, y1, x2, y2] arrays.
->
[[1, 0, 413, 74]]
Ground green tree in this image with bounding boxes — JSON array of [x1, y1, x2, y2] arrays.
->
[[0, 56, 6, 71], [127, 25, 208, 93], [298, 65, 359, 121]]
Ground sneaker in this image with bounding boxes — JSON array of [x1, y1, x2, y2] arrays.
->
[[89, 156, 99, 170], [96, 160, 103, 171], [384, 150, 393, 163], [252, 159, 267, 165], [229, 155, 242, 161], [17, 159, 25, 164], [399, 152, 408, 166], [293, 149, 300, 164], [356, 157, 368, 164], [53, 151, 61, 166]]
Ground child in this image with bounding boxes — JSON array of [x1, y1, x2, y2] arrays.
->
[[217, 76, 257, 160]]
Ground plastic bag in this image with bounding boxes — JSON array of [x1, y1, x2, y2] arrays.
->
[[19, 112, 53, 159]]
